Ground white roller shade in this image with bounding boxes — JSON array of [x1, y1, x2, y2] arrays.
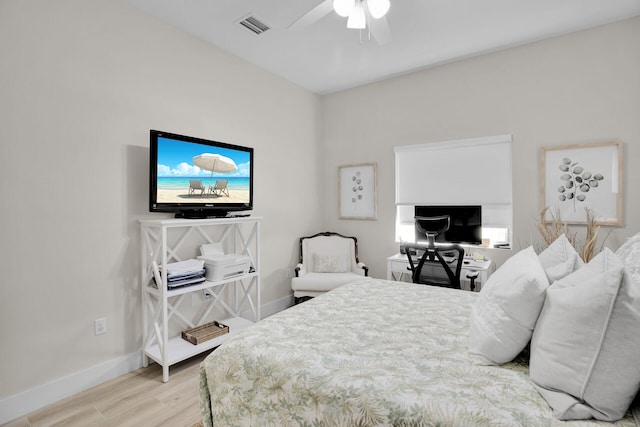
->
[[394, 135, 513, 246], [395, 134, 512, 206]]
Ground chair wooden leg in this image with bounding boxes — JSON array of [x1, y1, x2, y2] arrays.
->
[[294, 296, 313, 305]]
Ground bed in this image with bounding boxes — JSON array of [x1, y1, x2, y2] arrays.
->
[[198, 276, 640, 426]]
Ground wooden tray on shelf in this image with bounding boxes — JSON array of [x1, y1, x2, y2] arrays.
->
[[181, 321, 229, 345]]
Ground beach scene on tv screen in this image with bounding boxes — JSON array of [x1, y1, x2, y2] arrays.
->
[[156, 136, 251, 204]]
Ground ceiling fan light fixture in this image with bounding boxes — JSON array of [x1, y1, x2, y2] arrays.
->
[[333, 0, 355, 17], [346, 2, 366, 29], [366, 0, 390, 19]]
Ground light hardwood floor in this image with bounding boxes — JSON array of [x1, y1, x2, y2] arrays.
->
[[2, 352, 210, 427]]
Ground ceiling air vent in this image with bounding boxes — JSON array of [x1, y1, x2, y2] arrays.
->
[[237, 15, 270, 35]]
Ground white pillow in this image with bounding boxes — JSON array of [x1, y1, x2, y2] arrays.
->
[[538, 234, 584, 283], [468, 246, 549, 365], [313, 253, 349, 273], [615, 232, 640, 283], [530, 248, 640, 421]]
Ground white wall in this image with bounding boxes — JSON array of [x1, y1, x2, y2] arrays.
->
[[0, 0, 321, 409], [321, 17, 640, 277]]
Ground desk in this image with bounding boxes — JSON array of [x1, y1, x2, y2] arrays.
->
[[386, 253, 493, 291]]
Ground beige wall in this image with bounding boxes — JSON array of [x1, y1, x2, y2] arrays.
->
[[321, 16, 640, 277], [1, 0, 639, 417], [0, 0, 321, 400]]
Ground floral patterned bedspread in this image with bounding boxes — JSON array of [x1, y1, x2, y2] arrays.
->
[[199, 278, 639, 427]]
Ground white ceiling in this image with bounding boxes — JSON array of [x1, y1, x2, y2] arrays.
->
[[128, 0, 640, 94]]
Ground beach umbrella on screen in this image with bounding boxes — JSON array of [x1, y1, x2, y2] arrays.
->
[[193, 153, 238, 187]]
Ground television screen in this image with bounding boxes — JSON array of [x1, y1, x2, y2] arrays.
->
[[414, 205, 482, 245], [149, 130, 253, 218]]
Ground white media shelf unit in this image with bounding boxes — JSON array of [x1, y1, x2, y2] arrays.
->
[[140, 216, 261, 382]]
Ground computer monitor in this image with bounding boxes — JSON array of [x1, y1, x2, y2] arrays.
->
[[414, 205, 482, 245]]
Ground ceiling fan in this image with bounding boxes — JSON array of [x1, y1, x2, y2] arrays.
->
[[288, 0, 392, 45]]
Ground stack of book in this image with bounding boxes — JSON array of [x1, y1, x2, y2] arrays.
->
[[153, 259, 206, 289]]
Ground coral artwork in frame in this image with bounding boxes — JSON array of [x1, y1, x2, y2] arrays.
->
[[540, 141, 622, 225]]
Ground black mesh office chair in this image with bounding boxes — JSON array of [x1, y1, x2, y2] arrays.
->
[[404, 215, 478, 290], [415, 215, 450, 249], [403, 243, 465, 289]]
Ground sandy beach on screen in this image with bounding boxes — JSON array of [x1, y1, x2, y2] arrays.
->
[[157, 188, 250, 204]]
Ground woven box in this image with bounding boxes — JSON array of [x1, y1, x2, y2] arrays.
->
[[181, 321, 229, 345]]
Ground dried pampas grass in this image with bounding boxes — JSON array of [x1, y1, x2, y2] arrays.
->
[[536, 206, 604, 262], [536, 207, 572, 247], [581, 208, 600, 262]]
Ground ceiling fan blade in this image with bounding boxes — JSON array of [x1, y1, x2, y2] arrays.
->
[[288, 0, 334, 30], [369, 15, 391, 45]]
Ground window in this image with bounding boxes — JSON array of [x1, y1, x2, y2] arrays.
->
[[394, 134, 512, 247]]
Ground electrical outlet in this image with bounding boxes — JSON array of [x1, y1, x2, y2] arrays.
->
[[94, 318, 107, 335], [286, 268, 293, 278]]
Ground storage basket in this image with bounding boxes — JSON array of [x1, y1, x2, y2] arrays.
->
[[181, 321, 229, 345]]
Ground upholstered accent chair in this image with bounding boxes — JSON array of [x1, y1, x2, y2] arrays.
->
[[291, 232, 368, 304]]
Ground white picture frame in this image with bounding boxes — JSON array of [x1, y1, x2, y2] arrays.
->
[[339, 163, 377, 220], [541, 141, 622, 225]]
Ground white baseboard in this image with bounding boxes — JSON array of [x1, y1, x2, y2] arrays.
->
[[0, 296, 293, 424], [0, 351, 142, 424], [260, 293, 294, 318]]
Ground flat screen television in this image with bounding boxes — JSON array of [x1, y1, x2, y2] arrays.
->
[[414, 205, 482, 245], [149, 130, 253, 218]]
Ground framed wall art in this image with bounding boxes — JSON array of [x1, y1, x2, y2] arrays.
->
[[540, 141, 622, 225], [339, 163, 377, 220]]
